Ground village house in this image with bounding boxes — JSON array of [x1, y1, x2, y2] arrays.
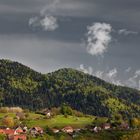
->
[[93, 126, 98, 133], [92, 126, 102, 133], [0, 128, 15, 135], [40, 108, 52, 118], [73, 128, 81, 133], [23, 126, 28, 133], [0, 127, 26, 140], [51, 128, 60, 133], [30, 126, 43, 136], [8, 134, 27, 140], [44, 110, 51, 118], [61, 126, 74, 133], [102, 123, 111, 130], [14, 126, 24, 135], [0, 129, 5, 134], [120, 122, 129, 130]]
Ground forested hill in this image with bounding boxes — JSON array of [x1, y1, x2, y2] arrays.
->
[[0, 59, 140, 118]]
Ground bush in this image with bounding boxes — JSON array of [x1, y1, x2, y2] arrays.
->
[[0, 107, 9, 113], [45, 126, 54, 135], [0, 107, 23, 113], [60, 104, 73, 116], [51, 107, 61, 116], [73, 110, 84, 117], [2, 116, 14, 128]]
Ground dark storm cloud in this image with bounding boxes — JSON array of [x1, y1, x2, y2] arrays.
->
[[0, 0, 46, 13], [0, 0, 140, 35], [0, 35, 86, 73]]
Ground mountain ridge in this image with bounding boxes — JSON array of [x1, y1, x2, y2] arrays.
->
[[0, 59, 140, 118]]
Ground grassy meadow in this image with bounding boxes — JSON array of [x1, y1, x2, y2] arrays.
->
[[25, 114, 94, 129], [0, 112, 93, 129]]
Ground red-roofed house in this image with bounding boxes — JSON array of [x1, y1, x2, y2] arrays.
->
[[8, 134, 27, 140], [30, 126, 43, 136], [14, 126, 23, 135], [3, 128, 15, 135], [0, 129, 5, 134], [0, 127, 26, 140], [61, 126, 73, 133]]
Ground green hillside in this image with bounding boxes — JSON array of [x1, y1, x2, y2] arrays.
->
[[0, 59, 140, 118]]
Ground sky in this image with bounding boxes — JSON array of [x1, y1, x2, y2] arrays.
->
[[0, 0, 140, 89]]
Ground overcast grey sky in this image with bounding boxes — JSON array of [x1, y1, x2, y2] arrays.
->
[[0, 0, 140, 89]]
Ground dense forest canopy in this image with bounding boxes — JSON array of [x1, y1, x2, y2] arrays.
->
[[0, 59, 140, 118]]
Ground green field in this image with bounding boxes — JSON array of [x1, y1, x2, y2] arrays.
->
[[0, 112, 93, 129], [25, 114, 94, 129], [0, 113, 16, 118]]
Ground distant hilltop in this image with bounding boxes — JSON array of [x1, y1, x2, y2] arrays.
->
[[0, 59, 140, 118]]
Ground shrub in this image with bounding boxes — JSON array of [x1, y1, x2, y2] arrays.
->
[[0, 107, 23, 113], [2, 116, 14, 128], [60, 104, 73, 116]]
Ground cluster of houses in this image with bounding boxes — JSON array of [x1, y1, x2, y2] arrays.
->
[[0, 110, 130, 140], [0, 125, 74, 140], [51, 122, 130, 135], [91, 122, 130, 133], [0, 125, 46, 140], [0, 121, 130, 140], [52, 126, 74, 134], [0, 126, 46, 140], [0, 126, 27, 140]]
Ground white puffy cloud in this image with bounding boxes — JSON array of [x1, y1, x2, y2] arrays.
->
[[127, 77, 137, 88], [95, 71, 104, 79], [29, 15, 58, 31], [105, 68, 122, 86], [79, 64, 121, 86], [86, 22, 112, 56], [118, 29, 138, 35], [106, 68, 117, 79], [127, 70, 140, 89], [29, 17, 40, 28], [29, 0, 59, 31], [41, 15, 58, 31], [79, 64, 93, 75], [78, 64, 140, 89], [79, 64, 88, 74]]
